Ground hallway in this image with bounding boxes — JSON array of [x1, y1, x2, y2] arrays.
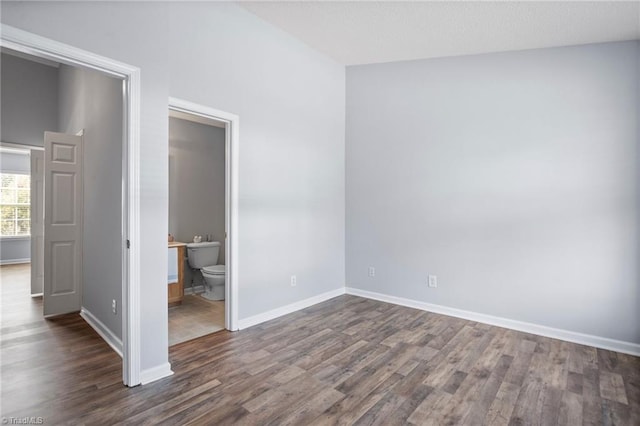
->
[[0, 264, 122, 415]]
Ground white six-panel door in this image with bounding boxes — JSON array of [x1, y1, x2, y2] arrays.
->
[[43, 132, 83, 317], [30, 149, 44, 296]]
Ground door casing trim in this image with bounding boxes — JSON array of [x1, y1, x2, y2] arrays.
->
[[1, 24, 142, 386], [168, 97, 240, 332]]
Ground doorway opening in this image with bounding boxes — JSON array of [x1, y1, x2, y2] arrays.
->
[[168, 98, 239, 344], [1, 45, 124, 356], [1, 25, 142, 386]]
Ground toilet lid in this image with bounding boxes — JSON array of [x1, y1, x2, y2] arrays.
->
[[202, 265, 225, 275]]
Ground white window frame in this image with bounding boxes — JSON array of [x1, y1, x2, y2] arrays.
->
[[0, 172, 31, 238]]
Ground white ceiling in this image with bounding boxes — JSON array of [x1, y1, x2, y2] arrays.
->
[[239, 1, 640, 66]]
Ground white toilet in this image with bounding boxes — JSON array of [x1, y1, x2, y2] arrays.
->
[[186, 241, 225, 300]]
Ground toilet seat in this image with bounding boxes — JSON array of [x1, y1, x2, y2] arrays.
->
[[202, 265, 225, 275]]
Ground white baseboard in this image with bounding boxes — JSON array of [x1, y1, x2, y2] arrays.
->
[[238, 287, 346, 330], [345, 287, 640, 357], [80, 307, 123, 357], [184, 285, 204, 295], [0, 258, 30, 265], [140, 362, 174, 385]]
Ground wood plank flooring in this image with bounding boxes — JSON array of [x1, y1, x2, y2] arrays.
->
[[2, 263, 639, 424]]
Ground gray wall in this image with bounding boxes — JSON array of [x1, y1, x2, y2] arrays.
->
[[169, 117, 226, 264], [2, 2, 170, 371], [0, 151, 30, 173], [1, 2, 345, 372], [346, 41, 640, 344], [1, 52, 57, 265], [168, 3, 346, 319], [58, 64, 123, 340], [1, 53, 58, 147], [0, 238, 29, 264]]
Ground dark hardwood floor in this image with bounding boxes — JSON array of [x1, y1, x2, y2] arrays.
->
[[2, 264, 639, 425]]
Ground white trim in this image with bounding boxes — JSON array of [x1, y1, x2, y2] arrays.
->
[[184, 285, 205, 295], [0, 146, 30, 155], [0, 141, 44, 151], [0, 258, 30, 265], [80, 308, 123, 358], [345, 287, 640, 357], [2, 47, 60, 68], [31, 293, 43, 298], [168, 97, 240, 332], [140, 363, 174, 385], [0, 170, 30, 175], [1, 24, 142, 386], [238, 288, 346, 330], [0, 236, 31, 241], [123, 51, 142, 388]]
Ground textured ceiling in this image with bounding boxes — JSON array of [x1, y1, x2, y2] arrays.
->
[[239, 1, 640, 65]]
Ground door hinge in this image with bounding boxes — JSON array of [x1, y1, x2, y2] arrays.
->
[[126, 239, 130, 249]]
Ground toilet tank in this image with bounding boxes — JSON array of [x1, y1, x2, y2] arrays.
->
[[186, 241, 220, 269]]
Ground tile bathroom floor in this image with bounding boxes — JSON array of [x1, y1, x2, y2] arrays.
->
[[168, 294, 225, 346]]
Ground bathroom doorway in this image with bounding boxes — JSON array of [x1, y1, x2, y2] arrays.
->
[[167, 99, 239, 346]]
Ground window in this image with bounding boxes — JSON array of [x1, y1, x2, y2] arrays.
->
[[1, 173, 30, 237]]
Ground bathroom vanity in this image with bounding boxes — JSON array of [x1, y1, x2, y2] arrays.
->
[[168, 241, 187, 306]]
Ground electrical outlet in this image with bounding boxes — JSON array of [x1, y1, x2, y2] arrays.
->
[[112, 299, 117, 314], [368, 266, 375, 277], [291, 275, 297, 287], [428, 275, 438, 288]]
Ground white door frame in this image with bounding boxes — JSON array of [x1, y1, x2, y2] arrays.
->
[[1, 25, 142, 386], [168, 97, 239, 331], [30, 149, 44, 297]]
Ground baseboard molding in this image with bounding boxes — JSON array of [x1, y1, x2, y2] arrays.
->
[[0, 258, 30, 265], [345, 287, 640, 357], [80, 308, 124, 358], [140, 362, 174, 385], [184, 285, 204, 295], [238, 287, 346, 330]]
